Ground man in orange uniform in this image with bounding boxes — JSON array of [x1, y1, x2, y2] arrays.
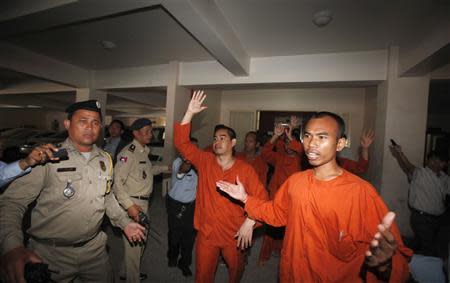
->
[[338, 130, 375, 175], [174, 91, 268, 283], [258, 119, 303, 264], [236, 131, 268, 186], [217, 111, 412, 282]]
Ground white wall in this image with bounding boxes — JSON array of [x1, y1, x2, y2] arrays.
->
[[220, 88, 367, 158], [376, 47, 430, 236]]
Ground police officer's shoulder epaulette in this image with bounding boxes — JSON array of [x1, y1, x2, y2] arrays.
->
[[128, 144, 136, 152]]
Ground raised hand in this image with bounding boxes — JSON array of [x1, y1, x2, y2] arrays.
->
[[365, 212, 398, 278], [360, 129, 375, 149], [273, 123, 285, 137], [216, 175, 248, 202], [182, 90, 207, 125], [289, 116, 300, 128], [187, 90, 207, 114]]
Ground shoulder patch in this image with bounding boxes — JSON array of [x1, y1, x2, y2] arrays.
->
[[120, 156, 128, 163], [128, 144, 135, 152]]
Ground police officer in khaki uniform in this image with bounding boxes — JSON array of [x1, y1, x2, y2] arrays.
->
[[0, 100, 145, 283], [114, 118, 168, 282]]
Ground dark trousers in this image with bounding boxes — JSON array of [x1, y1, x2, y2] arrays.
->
[[167, 196, 196, 267], [410, 209, 441, 257]]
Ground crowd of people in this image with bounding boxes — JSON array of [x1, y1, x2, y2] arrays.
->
[[0, 91, 448, 283]]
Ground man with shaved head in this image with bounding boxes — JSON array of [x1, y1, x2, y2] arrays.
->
[[217, 111, 412, 282]]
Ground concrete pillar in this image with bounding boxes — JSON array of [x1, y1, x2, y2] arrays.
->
[[164, 61, 191, 164], [372, 46, 430, 236]]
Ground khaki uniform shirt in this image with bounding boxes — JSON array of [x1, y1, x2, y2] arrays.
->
[[0, 138, 130, 256], [113, 139, 167, 209]]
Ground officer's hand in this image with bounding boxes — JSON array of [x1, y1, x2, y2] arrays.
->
[[0, 246, 42, 283], [127, 204, 142, 222], [124, 222, 146, 243]]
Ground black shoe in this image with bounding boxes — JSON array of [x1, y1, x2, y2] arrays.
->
[[119, 273, 148, 281], [168, 258, 177, 267], [177, 263, 192, 277]]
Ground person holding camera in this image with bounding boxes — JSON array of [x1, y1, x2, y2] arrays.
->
[[113, 118, 169, 282], [0, 136, 61, 189], [0, 100, 145, 283]]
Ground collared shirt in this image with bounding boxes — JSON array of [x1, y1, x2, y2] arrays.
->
[[169, 157, 197, 203], [113, 139, 167, 209], [0, 138, 130, 254], [103, 136, 121, 157], [409, 167, 450, 215], [0, 160, 31, 188]]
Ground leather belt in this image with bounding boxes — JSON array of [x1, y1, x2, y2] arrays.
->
[[131, 195, 150, 200], [31, 234, 96, 248], [411, 207, 440, 218]]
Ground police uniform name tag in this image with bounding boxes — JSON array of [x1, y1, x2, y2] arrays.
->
[[63, 180, 75, 199]]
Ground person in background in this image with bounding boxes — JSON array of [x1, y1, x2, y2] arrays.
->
[[113, 118, 169, 282], [338, 130, 375, 175], [103, 119, 127, 164], [390, 144, 449, 257], [258, 117, 303, 265], [167, 137, 199, 277]]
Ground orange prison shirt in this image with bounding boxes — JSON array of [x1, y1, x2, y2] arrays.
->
[[261, 140, 303, 198], [245, 169, 412, 283], [236, 152, 268, 186], [338, 156, 369, 175], [174, 123, 268, 246]]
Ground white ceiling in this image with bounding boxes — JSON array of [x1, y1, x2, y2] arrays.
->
[[0, 0, 448, 115]]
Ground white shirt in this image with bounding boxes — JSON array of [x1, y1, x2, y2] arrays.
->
[[409, 167, 449, 215]]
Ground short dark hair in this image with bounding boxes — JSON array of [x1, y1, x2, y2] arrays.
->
[[214, 124, 237, 140], [305, 111, 346, 139], [110, 119, 125, 130], [245, 131, 257, 138], [427, 151, 449, 162]]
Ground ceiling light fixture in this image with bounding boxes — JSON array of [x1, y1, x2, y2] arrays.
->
[[312, 10, 333, 27], [101, 40, 117, 50]]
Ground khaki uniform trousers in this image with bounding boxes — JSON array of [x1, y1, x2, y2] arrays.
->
[[29, 231, 112, 283], [121, 198, 149, 283]]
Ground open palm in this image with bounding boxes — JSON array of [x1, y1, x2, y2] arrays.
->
[[188, 90, 207, 114]]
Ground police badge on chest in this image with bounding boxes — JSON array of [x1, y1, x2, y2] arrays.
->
[[63, 180, 75, 199]]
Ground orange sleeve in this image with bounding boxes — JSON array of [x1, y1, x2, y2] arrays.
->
[[243, 164, 269, 228], [261, 142, 278, 165], [362, 188, 412, 282], [339, 157, 369, 175], [174, 123, 208, 168], [245, 174, 292, 227], [288, 139, 304, 154]]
